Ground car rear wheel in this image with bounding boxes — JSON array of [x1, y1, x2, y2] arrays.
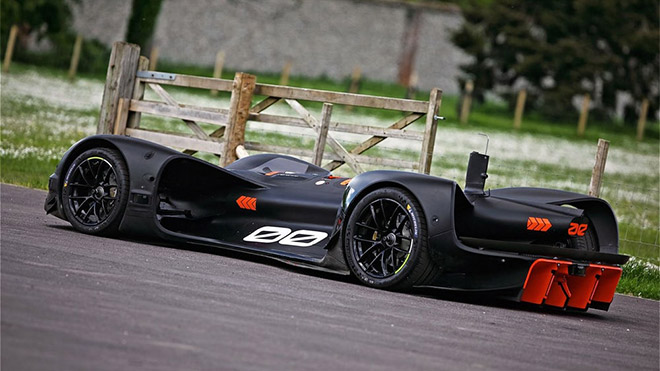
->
[[344, 187, 441, 290], [61, 148, 129, 235]]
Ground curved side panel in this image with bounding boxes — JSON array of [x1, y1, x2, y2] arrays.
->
[[341, 170, 468, 239], [49, 135, 262, 238], [489, 187, 619, 254]]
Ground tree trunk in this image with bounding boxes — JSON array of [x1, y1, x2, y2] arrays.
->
[[125, 0, 164, 56], [397, 8, 422, 87]]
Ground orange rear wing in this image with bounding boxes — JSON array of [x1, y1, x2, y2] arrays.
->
[[520, 259, 622, 311]]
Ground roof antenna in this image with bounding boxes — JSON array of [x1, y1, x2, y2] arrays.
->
[[478, 133, 489, 155]]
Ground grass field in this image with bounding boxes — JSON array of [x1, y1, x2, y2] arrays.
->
[[1, 63, 658, 299]]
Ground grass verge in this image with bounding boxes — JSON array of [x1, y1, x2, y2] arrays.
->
[[618, 257, 660, 300]]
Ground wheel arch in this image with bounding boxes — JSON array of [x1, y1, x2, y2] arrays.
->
[[340, 171, 468, 241], [56, 137, 124, 190], [52, 137, 126, 220], [342, 181, 414, 228]]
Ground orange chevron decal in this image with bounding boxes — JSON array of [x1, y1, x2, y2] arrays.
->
[[236, 195, 257, 211], [527, 217, 552, 232]]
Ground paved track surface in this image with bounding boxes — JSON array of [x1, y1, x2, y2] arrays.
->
[[2, 184, 658, 371]]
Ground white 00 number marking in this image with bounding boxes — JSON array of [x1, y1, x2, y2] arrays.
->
[[243, 226, 328, 247]]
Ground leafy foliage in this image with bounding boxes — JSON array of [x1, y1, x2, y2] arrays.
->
[[1, 0, 74, 45], [452, 0, 659, 122], [1, 0, 110, 74]]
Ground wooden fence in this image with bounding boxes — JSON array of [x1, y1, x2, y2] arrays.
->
[[98, 42, 443, 174]]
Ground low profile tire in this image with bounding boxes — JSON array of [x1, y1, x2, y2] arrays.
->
[[344, 187, 440, 290], [61, 148, 129, 236]]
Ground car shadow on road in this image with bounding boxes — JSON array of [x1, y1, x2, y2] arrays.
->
[[47, 223, 611, 319], [411, 286, 609, 319]]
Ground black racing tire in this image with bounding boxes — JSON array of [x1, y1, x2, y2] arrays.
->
[[61, 148, 129, 236], [343, 187, 441, 291]]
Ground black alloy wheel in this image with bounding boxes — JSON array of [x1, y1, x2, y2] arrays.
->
[[351, 197, 415, 279], [344, 187, 440, 290], [61, 148, 129, 235]]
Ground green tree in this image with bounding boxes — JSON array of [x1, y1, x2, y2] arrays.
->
[[1, 0, 75, 51], [125, 0, 163, 56], [1, 0, 110, 74], [452, 0, 659, 122]]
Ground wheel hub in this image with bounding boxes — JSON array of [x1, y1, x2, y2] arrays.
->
[[382, 232, 397, 248], [93, 185, 105, 200]]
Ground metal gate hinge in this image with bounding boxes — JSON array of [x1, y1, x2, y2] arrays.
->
[[136, 71, 176, 81]]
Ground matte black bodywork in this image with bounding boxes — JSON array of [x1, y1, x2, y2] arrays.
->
[[46, 135, 628, 305]]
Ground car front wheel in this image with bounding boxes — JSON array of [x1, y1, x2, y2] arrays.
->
[[61, 148, 129, 235], [344, 187, 441, 290]]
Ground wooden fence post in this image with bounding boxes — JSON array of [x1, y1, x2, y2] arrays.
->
[[113, 98, 130, 135], [577, 94, 590, 137], [2, 25, 18, 73], [419, 88, 443, 174], [405, 71, 418, 100], [345, 67, 362, 112], [513, 89, 527, 130], [222, 72, 256, 166], [459, 80, 473, 125], [97, 42, 141, 134], [127, 56, 150, 129], [148, 46, 159, 70], [313, 103, 333, 166], [210, 50, 225, 96], [280, 61, 292, 86], [68, 35, 83, 80], [349, 66, 361, 94], [588, 138, 609, 197], [636, 98, 649, 141]]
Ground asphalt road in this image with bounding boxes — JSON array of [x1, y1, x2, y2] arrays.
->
[[2, 184, 658, 371]]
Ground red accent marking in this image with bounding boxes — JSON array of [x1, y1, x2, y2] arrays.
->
[[540, 218, 552, 232], [265, 171, 280, 176], [527, 217, 552, 232], [236, 196, 246, 208], [236, 195, 257, 211], [534, 218, 544, 231], [577, 224, 588, 236], [568, 222, 588, 236], [520, 259, 622, 310]]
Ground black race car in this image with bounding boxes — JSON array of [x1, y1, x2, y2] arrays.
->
[[45, 135, 628, 311]]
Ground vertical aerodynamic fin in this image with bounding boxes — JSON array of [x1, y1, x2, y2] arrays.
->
[[464, 151, 489, 195]]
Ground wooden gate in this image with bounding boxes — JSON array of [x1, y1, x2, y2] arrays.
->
[[98, 42, 443, 174]]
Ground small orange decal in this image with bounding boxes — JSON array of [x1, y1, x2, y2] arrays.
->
[[527, 217, 552, 232], [568, 223, 588, 236], [236, 195, 257, 211], [340, 179, 352, 186], [265, 171, 280, 176]]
